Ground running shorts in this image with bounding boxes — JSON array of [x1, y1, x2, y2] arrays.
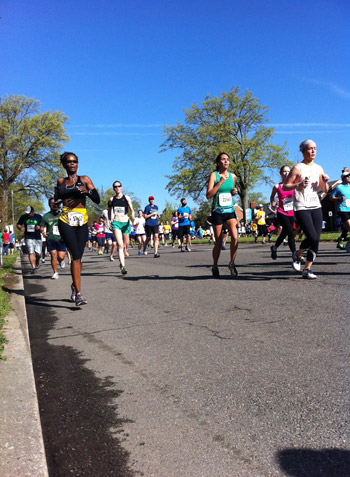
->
[[112, 220, 131, 235], [211, 211, 236, 226]]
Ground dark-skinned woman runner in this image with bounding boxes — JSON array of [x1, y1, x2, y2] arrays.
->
[[55, 152, 100, 305]]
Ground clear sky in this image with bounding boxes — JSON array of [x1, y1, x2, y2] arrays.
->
[[1, 0, 349, 211]]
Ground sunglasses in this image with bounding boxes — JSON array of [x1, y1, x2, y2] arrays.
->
[[66, 160, 78, 164], [114, 185, 122, 188]]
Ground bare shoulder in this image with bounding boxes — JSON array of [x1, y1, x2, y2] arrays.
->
[[57, 177, 64, 186]]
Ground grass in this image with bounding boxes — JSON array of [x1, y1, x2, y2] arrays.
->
[[189, 232, 340, 245], [0, 252, 18, 360]]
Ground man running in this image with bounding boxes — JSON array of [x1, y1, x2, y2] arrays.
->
[[17, 206, 42, 274], [330, 169, 350, 251], [143, 196, 160, 258], [41, 198, 67, 279], [177, 198, 192, 252]]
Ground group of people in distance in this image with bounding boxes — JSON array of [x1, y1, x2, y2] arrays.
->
[[16, 140, 349, 305]]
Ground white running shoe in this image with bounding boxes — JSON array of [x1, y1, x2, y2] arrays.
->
[[59, 261, 65, 269], [51, 272, 59, 279], [302, 269, 317, 280], [292, 258, 302, 272], [110, 256, 114, 261]]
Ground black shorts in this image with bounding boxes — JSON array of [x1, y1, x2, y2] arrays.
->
[[171, 229, 178, 239], [257, 224, 268, 236], [178, 225, 190, 238], [211, 211, 236, 226], [145, 225, 159, 237], [339, 211, 350, 222]]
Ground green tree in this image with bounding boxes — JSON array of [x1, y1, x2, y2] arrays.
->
[[161, 200, 178, 223], [192, 200, 212, 227], [0, 95, 69, 224], [160, 86, 290, 222]]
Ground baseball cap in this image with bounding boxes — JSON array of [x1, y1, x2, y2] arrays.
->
[[148, 196, 155, 200], [25, 206, 32, 214], [341, 171, 350, 178]]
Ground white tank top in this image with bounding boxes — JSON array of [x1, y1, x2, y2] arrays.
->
[[293, 162, 323, 211]]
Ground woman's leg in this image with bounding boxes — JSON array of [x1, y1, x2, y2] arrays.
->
[[212, 224, 223, 267], [113, 228, 125, 266], [294, 209, 322, 270], [226, 219, 238, 265]]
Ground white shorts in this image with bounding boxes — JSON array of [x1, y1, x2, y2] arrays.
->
[[25, 238, 42, 255]]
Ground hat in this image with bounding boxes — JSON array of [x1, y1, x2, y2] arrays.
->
[[148, 196, 154, 200], [342, 171, 350, 178], [25, 206, 32, 214], [259, 204, 263, 208]]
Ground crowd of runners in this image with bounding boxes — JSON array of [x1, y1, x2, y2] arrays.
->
[[11, 141, 349, 306]]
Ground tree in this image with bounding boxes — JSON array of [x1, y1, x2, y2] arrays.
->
[[160, 86, 290, 222], [0, 95, 69, 224], [161, 200, 178, 223]]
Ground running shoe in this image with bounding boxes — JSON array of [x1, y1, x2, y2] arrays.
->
[[121, 266, 128, 275], [75, 293, 87, 306], [228, 262, 238, 277], [125, 250, 129, 257], [270, 245, 277, 260], [339, 242, 345, 250], [292, 258, 303, 272], [110, 256, 114, 261], [302, 269, 317, 280], [59, 260, 66, 269], [172, 244, 175, 248], [212, 266, 220, 278], [283, 239, 288, 246], [186, 246, 191, 252], [138, 251, 142, 256], [51, 272, 59, 279], [143, 250, 148, 255], [71, 284, 76, 302], [346, 241, 350, 253], [222, 242, 226, 250], [42, 258, 45, 263], [180, 248, 184, 252], [36, 259, 40, 270], [30, 267, 36, 274], [154, 253, 160, 258]]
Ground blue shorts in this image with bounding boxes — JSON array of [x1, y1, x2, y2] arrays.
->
[[46, 239, 67, 252], [105, 232, 116, 242]]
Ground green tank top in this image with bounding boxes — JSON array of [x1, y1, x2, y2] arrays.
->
[[212, 171, 234, 213]]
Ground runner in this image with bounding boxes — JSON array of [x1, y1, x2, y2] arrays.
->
[[41, 198, 67, 279], [206, 152, 239, 278], [283, 140, 329, 279], [101, 208, 116, 260], [55, 151, 100, 305], [163, 220, 171, 246], [17, 206, 42, 274], [255, 205, 268, 244], [133, 210, 146, 255], [330, 169, 350, 251], [143, 196, 160, 258], [108, 180, 135, 274], [269, 165, 296, 261], [95, 217, 106, 255], [171, 211, 179, 248], [177, 198, 192, 252]]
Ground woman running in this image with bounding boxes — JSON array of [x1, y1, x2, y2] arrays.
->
[[283, 140, 329, 279], [55, 152, 100, 305], [108, 180, 135, 275], [134, 210, 146, 256], [270, 165, 297, 261], [206, 152, 239, 278]]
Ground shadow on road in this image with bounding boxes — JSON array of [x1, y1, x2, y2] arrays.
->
[[276, 448, 350, 476], [25, 279, 134, 477]]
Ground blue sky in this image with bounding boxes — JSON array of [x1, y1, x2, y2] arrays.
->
[[1, 0, 349, 211]]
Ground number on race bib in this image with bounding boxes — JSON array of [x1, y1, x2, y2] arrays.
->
[[282, 197, 294, 212], [218, 193, 232, 207], [68, 212, 84, 226], [113, 206, 125, 216], [27, 224, 35, 232], [53, 225, 60, 235], [345, 199, 350, 208]]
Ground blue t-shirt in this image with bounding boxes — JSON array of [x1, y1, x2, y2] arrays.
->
[[17, 213, 42, 240], [331, 184, 350, 212], [178, 206, 191, 226], [144, 204, 159, 226]]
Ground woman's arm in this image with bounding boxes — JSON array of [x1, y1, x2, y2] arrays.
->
[[318, 167, 329, 194], [206, 172, 227, 200], [269, 184, 278, 205], [79, 176, 100, 204], [125, 195, 135, 221], [282, 165, 304, 191]]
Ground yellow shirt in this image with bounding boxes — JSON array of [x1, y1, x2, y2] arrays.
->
[[256, 210, 266, 225]]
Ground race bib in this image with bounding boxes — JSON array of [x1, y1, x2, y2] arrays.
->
[[27, 224, 35, 232], [53, 225, 60, 236], [68, 211, 84, 227], [282, 197, 294, 212], [218, 193, 232, 207], [345, 199, 350, 207], [113, 206, 125, 216], [304, 192, 319, 207]]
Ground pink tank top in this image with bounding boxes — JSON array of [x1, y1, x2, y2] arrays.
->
[[277, 184, 294, 216]]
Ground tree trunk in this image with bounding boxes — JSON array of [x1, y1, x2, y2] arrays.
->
[[0, 186, 9, 227]]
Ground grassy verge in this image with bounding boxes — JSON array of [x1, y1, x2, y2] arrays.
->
[[189, 232, 340, 245], [0, 252, 18, 360]]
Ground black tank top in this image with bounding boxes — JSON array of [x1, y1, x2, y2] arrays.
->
[[57, 176, 85, 200], [111, 195, 129, 216]]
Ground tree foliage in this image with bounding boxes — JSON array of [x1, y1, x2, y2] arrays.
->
[[160, 86, 290, 221], [0, 95, 69, 224]]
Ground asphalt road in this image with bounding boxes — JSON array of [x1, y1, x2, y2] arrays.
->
[[24, 242, 350, 476]]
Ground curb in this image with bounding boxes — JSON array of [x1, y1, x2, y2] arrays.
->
[[0, 257, 48, 476]]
